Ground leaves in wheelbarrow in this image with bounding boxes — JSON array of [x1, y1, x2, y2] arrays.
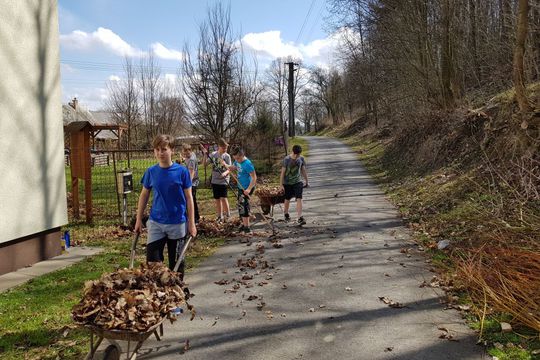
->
[[72, 263, 194, 332], [256, 185, 284, 197]]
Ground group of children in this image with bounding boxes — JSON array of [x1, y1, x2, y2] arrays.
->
[[135, 135, 309, 270]]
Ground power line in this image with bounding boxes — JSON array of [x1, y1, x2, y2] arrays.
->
[[61, 59, 260, 75], [295, 0, 317, 44], [62, 59, 180, 73], [305, 0, 326, 42]]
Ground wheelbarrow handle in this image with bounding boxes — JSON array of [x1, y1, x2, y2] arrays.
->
[[129, 232, 140, 269], [173, 236, 193, 273]]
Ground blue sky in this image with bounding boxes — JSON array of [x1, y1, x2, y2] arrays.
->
[[59, 0, 339, 110]]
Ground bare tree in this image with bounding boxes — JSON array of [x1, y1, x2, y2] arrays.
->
[[182, 3, 259, 142], [513, 0, 533, 115], [107, 57, 139, 149], [324, 0, 540, 130], [308, 66, 344, 126], [155, 84, 186, 136], [139, 52, 162, 145]]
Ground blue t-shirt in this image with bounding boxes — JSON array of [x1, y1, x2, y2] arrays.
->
[[141, 163, 192, 224], [234, 158, 255, 190]]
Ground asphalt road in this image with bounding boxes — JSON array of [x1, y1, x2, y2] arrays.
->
[[102, 136, 486, 360]]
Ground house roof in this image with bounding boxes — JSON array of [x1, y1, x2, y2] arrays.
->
[[63, 105, 124, 140], [89, 111, 118, 140]]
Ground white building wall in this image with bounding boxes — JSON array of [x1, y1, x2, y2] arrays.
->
[[0, 0, 68, 243]]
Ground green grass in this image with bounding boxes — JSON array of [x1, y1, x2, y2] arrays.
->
[[488, 347, 532, 360], [468, 315, 540, 360], [0, 252, 128, 359]]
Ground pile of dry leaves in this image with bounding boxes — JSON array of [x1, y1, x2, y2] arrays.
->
[[197, 217, 242, 237], [72, 263, 193, 332]]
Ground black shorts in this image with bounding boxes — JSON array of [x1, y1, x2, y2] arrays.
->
[[212, 184, 228, 199], [146, 236, 184, 272], [284, 182, 303, 200], [238, 188, 255, 218]]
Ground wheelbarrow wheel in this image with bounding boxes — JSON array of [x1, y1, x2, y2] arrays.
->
[[103, 344, 120, 360], [261, 204, 271, 215]]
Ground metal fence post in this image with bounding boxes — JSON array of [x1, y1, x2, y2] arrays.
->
[[112, 152, 121, 216]]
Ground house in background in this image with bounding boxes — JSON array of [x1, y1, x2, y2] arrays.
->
[[0, 1, 68, 275], [63, 98, 126, 151]]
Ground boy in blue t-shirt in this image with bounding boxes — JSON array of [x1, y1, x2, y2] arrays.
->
[[135, 135, 197, 272], [222, 146, 257, 233]]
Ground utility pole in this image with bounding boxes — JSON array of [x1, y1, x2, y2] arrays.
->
[[285, 62, 298, 138]]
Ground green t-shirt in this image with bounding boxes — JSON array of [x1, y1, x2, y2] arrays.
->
[[283, 155, 305, 185]]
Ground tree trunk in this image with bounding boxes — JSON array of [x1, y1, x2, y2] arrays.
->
[[513, 0, 532, 114], [440, 0, 455, 108], [469, 0, 481, 84]]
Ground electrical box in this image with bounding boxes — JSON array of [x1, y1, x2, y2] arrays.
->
[[117, 170, 133, 194]]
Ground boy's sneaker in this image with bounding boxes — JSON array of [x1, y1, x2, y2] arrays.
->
[[216, 216, 223, 223], [297, 217, 306, 225], [284, 213, 291, 222], [242, 226, 252, 234]]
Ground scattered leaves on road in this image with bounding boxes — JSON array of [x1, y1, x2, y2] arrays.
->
[[378, 296, 406, 309]]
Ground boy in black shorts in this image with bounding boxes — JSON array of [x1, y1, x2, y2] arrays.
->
[[203, 138, 232, 222], [280, 145, 309, 225], [222, 146, 257, 233]]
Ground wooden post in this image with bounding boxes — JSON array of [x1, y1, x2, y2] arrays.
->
[[84, 127, 93, 223]]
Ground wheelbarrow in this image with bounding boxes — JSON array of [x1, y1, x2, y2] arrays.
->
[[83, 233, 193, 360], [257, 193, 285, 217]]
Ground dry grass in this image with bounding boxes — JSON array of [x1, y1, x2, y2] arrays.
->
[[457, 245, 540, 332]]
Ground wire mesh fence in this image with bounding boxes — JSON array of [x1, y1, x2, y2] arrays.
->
[[65, 143, 283, 223]]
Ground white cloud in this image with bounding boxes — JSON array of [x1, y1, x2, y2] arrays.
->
[[108, 75, 121, 82], [60, 27, 145, 57], [242, 31, 302, 59], [241, 30, 345, 67], [151, 43, 184, 61], [60, 28, 183, 61]]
